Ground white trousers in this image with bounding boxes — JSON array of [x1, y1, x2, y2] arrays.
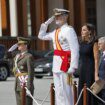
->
[[53, 72, 74, 105]]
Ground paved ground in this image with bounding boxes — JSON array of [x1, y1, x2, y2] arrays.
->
[[0, 76, 53, 105], [0, 76, 78, 105]]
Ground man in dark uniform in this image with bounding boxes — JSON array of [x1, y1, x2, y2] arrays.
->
[[13, 37, 34, 105], [97, 37, 105, 105]]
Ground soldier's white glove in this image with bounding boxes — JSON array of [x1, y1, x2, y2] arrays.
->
[[67, 67, 77, 74], [8, 43, 18, 52], [44, 16, 55, 26]]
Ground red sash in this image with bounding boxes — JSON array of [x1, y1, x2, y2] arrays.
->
[[54, 50, 71, 72], [54, 29, 71, 72]]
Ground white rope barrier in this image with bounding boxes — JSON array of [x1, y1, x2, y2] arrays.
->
[[40, 89, 50, 105], [25, 83, 105, 105], [25, 87, 40, 105], [75, 87, 105, 105], [33, 97, 50, 102], [25, 87, 50, 105], [75, 88, 84, 105], [87, 88, 105, 104]]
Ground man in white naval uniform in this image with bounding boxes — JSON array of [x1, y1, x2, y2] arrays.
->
[[38, 8, 79, 105]]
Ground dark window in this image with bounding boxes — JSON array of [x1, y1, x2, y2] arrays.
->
[[86, 0, 96, 27]]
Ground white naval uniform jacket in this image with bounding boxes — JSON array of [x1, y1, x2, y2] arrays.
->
[[38, 23, 79, 74]]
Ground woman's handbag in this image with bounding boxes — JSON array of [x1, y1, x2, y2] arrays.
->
[[90, 79, 105, 94]]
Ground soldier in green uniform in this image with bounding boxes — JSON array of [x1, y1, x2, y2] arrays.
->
[[13, 37, 34, 105]]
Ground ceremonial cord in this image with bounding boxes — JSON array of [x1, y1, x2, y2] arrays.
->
[[25, 87, 40, 105], [75, 89, 83, 105], [75, 87, 105, 105], [25, 87, 50, 105], [87, 88, 105, 104]]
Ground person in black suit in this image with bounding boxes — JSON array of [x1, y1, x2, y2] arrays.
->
[[98, 36, 105, 104]]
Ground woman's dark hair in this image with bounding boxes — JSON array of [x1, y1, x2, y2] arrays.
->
[[83, 23, 96, 36], [79, 23, 97, 43]]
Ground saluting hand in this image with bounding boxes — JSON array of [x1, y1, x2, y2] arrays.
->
[[44, 16, 55, 26]]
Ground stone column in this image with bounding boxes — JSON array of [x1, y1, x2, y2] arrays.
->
[[97, 0, 105, 36], [0, 0, 2, 36], [9, 0, 18, 37]]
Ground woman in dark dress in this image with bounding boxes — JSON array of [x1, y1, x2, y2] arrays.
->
[[78, 23, 99, 105]]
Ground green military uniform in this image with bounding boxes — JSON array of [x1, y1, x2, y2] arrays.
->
[[13, 37, 34, 105]]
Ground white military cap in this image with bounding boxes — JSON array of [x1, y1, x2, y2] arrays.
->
[[53, 8, 70, 16]]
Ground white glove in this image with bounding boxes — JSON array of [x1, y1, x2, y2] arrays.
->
[[8, 43, 18, 52], [44, 16, 55, 26], [67, 67, 77, 74]]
